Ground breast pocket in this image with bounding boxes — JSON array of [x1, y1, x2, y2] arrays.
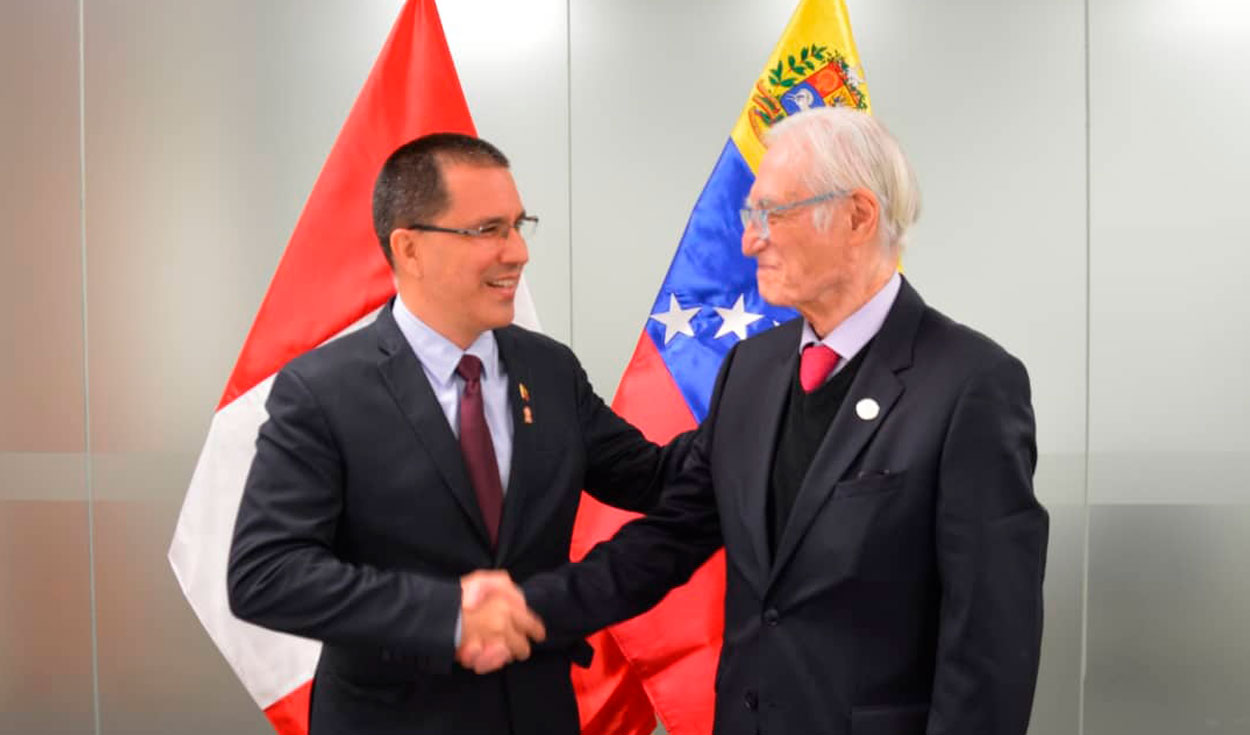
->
[[832, 469, 905, 500]]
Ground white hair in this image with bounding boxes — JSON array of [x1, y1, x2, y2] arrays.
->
[[766, 107, 921, 252]]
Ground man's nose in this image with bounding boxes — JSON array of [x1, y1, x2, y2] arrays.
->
[[502, 227, 529, 265], [741, 222, 766, 257]]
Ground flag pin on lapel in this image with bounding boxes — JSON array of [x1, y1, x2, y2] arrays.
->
[[519, 383, 533, 424], [856, 398, 880, 421]]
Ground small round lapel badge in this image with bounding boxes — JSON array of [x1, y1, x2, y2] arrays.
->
[[855, 398, 880, 421]]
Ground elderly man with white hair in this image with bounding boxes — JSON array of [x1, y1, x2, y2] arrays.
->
[[505, 108, 1048, 735]]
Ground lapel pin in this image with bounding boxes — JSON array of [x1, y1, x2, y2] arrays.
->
[[523, 406, 534, 425], [855, 398, 880, 421], [519, 383, 530, 402]]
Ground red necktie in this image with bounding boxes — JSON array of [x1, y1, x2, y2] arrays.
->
[[799, 344, 841, 393], [456, 354, 503, 547]]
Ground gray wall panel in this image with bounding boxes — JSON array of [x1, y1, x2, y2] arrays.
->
[[0, 1, 95, 733], [1089, 0, 1250, 505], [439, 0, 572, 342], [1085, 506, 1250, 734], [81, 0, 400, 458], [853, 0, 1089, 474], [93, 499, 268, 734], [1032, 495, 1087, 735], [568, 0, 793, 393], [1, 0, 85, 452], [1086, 0, 1250, 731], [82, 2, 400, 732], [0, 501, 95, 735]]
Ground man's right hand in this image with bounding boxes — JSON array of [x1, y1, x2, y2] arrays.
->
[[457, 570, 546, 674]]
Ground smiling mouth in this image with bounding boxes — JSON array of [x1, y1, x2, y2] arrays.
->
[[486, 276, 519, 290]]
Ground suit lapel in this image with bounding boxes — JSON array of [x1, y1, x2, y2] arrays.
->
[[492, 327, 539, 563], [767, 359, 902, 586], [767, 279, 924, 588], [736, 325, 800, 590], [374, 303, 492, 549]]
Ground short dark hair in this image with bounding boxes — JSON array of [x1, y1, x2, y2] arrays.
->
[[371, 132, 510, 267]]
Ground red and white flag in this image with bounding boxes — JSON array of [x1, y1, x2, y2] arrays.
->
[[166, 2, 542, 732]]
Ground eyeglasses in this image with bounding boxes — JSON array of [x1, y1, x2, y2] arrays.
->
[[404, 215, 538, 241], [739, 191, 846, 240]]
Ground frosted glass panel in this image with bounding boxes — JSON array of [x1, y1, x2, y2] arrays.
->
[[440, 0, 572, 342], [1088, 0, 1250, 506], [83, 2, 400, 733], [1085, 507, 1250, 734], [1, 0, 85, 452], [0, 1, 95, 733], [1086, 0, 1250, 730]]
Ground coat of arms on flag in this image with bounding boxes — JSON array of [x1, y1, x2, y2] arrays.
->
[[749, 44, 868, 141]]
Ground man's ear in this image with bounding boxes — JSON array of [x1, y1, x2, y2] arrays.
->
[[847, 187, 881, 246], [390, 228, 421, 277]]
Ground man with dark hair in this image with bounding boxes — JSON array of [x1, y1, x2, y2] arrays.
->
[[228, 132, 689, 735], [370, 133, 510, 267]]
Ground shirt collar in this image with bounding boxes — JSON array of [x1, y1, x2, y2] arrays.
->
[[392, 295, 501, 387], [800, 270, 902, 361]]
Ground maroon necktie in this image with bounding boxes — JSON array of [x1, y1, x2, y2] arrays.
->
[[799, 344, 841, 393], [456, 354, 503, 547]]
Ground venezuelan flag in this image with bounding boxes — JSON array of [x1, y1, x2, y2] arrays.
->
[[568, 2, 871, 734]]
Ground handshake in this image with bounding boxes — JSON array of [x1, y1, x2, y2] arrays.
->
[[457, 570, 547, 674]]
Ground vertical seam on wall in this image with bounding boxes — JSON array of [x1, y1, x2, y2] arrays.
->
[[1078, 0, 1093, 732], [77, 2, 102, 734], [565, 0, 575, 348]]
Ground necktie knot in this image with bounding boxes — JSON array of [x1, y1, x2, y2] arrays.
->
[[456, 354, 484, 384], [799, 344, 840, 393]]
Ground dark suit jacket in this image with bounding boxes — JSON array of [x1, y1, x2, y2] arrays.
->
[[526, 278, 1048, 735], [228, 303, 689, 735]]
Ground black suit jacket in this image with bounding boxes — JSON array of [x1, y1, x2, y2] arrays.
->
[[228, 303, 689, 735], [526, 278, 1048, 735]]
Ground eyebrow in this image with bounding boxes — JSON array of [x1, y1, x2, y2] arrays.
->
[[475, 211, 528, 226], [467, 216, 510, 229]]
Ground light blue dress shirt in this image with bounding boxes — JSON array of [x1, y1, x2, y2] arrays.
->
[[799, 270, 902, 381], [392, 297, 516, 648], [392, 296, 514, 493]]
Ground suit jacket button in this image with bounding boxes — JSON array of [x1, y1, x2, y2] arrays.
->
[[763, 608, 780, 626], [744, 690, 759, 711]]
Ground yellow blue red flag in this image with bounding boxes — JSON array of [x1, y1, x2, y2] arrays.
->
[[568, 1, 871, 733]]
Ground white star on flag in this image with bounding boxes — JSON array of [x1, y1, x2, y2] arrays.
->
[[650, 293, 701, 344], [714, 294, 765, 340]]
